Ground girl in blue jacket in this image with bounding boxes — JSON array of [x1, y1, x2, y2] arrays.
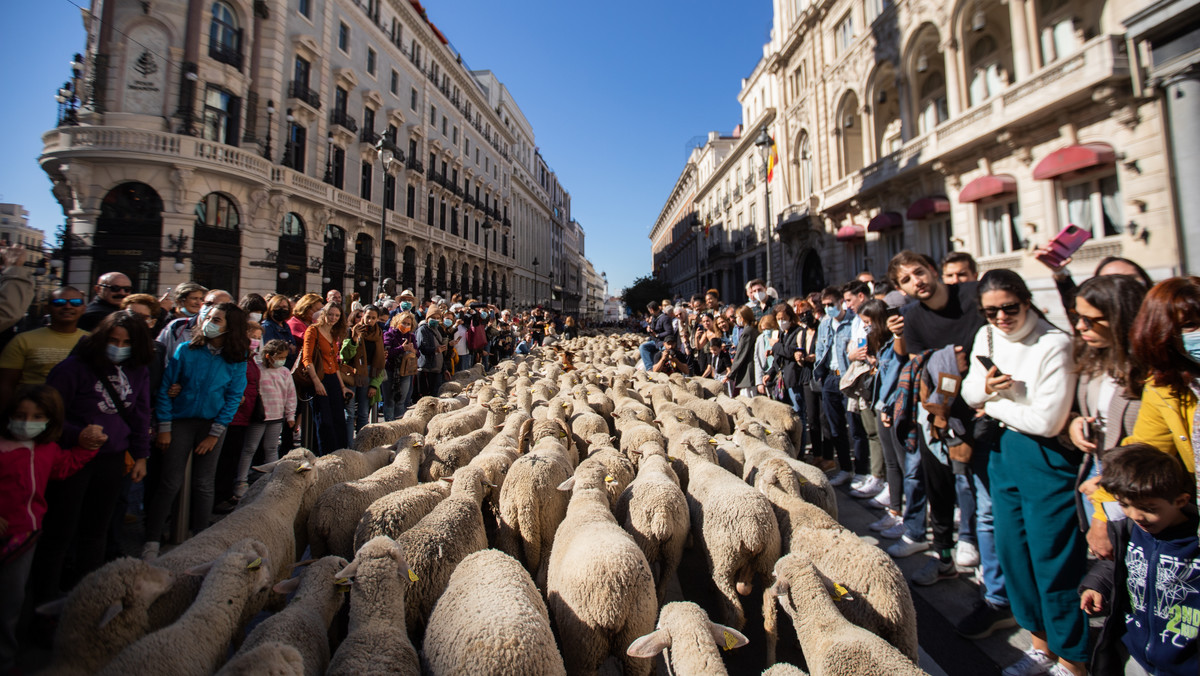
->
[[142, 302, 248, 559]]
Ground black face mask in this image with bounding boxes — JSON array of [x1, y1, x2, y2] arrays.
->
[[799, 311, 815, 328], [271, 308, 290, 322]]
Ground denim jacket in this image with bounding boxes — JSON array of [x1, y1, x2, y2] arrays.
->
[[873, 338, 905, 412], [814, 311, 853, 380]]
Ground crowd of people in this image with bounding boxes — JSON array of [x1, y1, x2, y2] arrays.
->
[[0, 243, 584, 672], [634, 253, 1198, 676]]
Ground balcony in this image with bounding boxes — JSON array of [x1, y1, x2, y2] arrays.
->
[[208, 42, 243, 71], [733, 184, 742, 200], [744, 176, 754, 191], [288, 81, 321, 110], [330, 110, 358, 134], [405, 155, 423, 174], [503, 217, 511, 229], [359, 129, 380, 145]]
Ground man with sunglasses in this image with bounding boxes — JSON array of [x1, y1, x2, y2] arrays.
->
[[0, 286, 89, 409], [79, 272, 134, 332]]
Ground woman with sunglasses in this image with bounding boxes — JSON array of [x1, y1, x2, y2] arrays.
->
[[962, 270, 1086, 676], [0, 286, 89, 412]]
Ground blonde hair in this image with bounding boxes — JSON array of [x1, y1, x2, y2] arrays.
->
[[758, 314, 778, 331], [292, 293, 324, 322], [389, 311, 417, 330]]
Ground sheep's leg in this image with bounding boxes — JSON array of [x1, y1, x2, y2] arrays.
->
[[763, 580, 778, 665], [710, 553, 747, 629], [657, 537, 685, 606]]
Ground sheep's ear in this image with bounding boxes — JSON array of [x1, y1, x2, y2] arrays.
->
[[556, 476, 575, 492], [334, 560, 360, 580], [97, 601, 124, 629], [252, 459, 280, 473], [35, 597, 68, 617], [626, 629, 671, 658], [708, 623, 749, 651], [273, 577, 302, 595], [185, 561, 215, 577]]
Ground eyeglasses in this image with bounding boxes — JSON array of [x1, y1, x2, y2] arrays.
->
[[99, 284, 133, 293], [982, 303, 1023, 319], [50, 298, 85, 307], [1070, 312, 1108, 331]]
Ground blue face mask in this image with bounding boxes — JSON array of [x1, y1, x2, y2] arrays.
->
[[443, 318, 453, 327], [106, 344, 131, 363], [198, 304, 213, 321], [8, 419, 46, 441], [1182, 330, 1200, 364], [400, 301, 413, 311], [202, 320, 224, 339], [179, 307, 196, 318]]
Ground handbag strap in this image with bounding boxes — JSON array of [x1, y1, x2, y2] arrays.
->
[[88, 363, 136, 429]]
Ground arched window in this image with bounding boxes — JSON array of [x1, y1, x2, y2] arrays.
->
[[968, 35, 1006, 105], [282, 212, 305, 238], [917, 71, 948, 135], [836, 92, 863, 177], [194, 193, 239, 229], [209, 2, 241, 68], [798, 132, 814, 196]]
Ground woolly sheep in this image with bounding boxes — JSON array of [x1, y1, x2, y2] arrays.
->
[[308, 434, 425, 559], [771, 553, 927, 676], [626, 601, 749, 675], [617, 421, 666, 457], [395, 464, 495, 643], [352, 396, 444, 451], [614, 451, 690, 605], [568, 393, 611, 455], [215, 642, 305, 676], [745, 396, 805, 454], [228, 555, 349, 676], [353, 480, 452, 553], [735, 427, 837, 520], [713, 394, 753, 426], [761, 664, 808, 676], [39, 558, 174, 675], [753, 454, 838, 521], [326, 537, 420, 676], [576, 435, 637, 508], [99, 539, 274, 676], [668, 384, 731, 435], [547, 463, 657, 676], [496, 434, 575, 585], [516, 417, 577, 466], [425, 403, 489, 443], [420, 425, 498, 481], [421, 549, 566, 676]]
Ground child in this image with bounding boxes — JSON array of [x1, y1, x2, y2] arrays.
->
[[1079, 443, 1198, 676], [235, 339, 297, 498], [0, 385, 101, 671]]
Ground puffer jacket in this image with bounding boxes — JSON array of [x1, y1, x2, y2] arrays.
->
[[157, 342, 248, 438], [0, 439, 96, 545]]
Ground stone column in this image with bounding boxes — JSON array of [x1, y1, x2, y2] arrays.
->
[[1008, 0, 1033, 80], [944, 40, 964, 116], [1164, 70, 1200, 273]]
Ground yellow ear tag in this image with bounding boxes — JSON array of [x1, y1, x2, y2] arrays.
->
[[604, 475, 615, 483], [668, 456, 677, 462], [246, 557, 262, 571], [765, 429, 773, 435], [708, 439, 718, 445], [722, 630, 737, 651], [408, 569, 419, 582], [830, 583, 853, 602], [797, 475, 808, 485], [334, 577, 351, 585]]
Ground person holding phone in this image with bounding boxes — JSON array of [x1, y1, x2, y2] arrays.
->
[[302, 304, 350, 455], [962, 270, 1086, 676]]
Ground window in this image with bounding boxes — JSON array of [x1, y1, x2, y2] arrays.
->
[[410, 87, 418, 111], [201, 86, 239, 145], [426, 191, 435, 225], [384, 174, 396, 210], [338, 22, 350, 53], [194, 193, 240, 229], [968, 36, 1006, 105], [441, 116, 447, 136], [450, 206, 458, 235], [917, 71, 949, 135], [835, 12, 855, 55], [979, 200, 1023, 256], [386, 124, 397, 144], [298, 0, 311, 18], [452, 126, 458, 145], [334, 86, 348, 116], [360, 161, 372, 200], [285, 123, 306, 171], [363, 107, 376, 136], [367, 47, 377, 76], [881, 229, 904, 263], [293, 56, 310, 91], [331, 146, 345, 189], [464, 137, 470, 155], [439, 199, 446, 230], [430, 105, 436, 126], [390, 70, 399, 95], [406, 184, 416, 218], [209, 2, 241, 68], [865, 0, 886, 23], [1060, 173, 1123, 238], [798, 132, 814, 196]]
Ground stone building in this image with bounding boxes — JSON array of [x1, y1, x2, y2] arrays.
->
[[0, 204, 44, 251], [40, 0, 592, 306]]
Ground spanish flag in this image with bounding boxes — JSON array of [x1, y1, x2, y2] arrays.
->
[[703, 214, 711, 237], [766, 136, 779, 183]]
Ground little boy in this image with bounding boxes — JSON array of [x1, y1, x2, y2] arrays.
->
[[1079, 443, 1198, 676]]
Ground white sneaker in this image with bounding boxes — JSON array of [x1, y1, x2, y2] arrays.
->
[[828, 470, 853, 487], [955, 541, 981, 568], [886, 534, 930, 558], [1046, 665, 1075, 676], [880, 522, 908, 539], [849, 473, 871, 490], [1001, 648, 1056, 676], [869, 511, 903, 532], [141, 541, 160, 562], [850, 476, 885, 498], [871, 483, 891, 507]]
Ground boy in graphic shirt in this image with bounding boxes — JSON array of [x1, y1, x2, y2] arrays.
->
[[1080, 443, 1198, 676]]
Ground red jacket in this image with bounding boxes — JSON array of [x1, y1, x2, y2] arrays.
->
[[0, 439, 96, 548]]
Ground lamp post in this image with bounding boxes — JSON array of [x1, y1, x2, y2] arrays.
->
[[323, 133, 335, 184], [531, 256, 539, 307], [754, 126, 774, 290], [282, 108, 295, 168], [55, 53, 84, 126], [263, 100, 274, 159], [374, 134, 397, 297], [482, 220, 493, 305]]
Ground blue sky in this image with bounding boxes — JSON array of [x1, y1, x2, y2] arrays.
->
[[0, 0, 773, 294]]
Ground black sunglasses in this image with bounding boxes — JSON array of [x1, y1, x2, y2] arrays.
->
[[981, 303, 1023, 319], [100, 284, 133, 293], [1069, 311, 1108, 331], [50, 298, 85, 307]]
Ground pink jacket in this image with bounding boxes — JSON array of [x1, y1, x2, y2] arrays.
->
[[257, 363, 298, 422], [0, 439, 97, 546]]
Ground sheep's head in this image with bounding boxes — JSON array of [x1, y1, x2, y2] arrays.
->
[[276, 554, 350, 598], [756, 458, 806, 497], [39, 558, 175, 641], [627, 601, 749, 659], [186, 538, 273, 596], [337, 536, 417, 586], [557, 461, 615, 495], [771, 553, 852, 616]]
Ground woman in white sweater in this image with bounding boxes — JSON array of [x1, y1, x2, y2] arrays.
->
[[962, 270, 1086, 676]]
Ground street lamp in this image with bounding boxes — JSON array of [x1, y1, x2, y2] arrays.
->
[[482, 220, 493, 305], [374, 134, 398, 296], [531, 256, 539, 307], [754, 126, 775, 290], [282, 108, 295, 168], [323, 133, 336, 184], [263, 100, 275, 159]]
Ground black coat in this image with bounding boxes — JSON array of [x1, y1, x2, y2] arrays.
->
[[729, 326, 759, 390], [766, 326, 812, 388]]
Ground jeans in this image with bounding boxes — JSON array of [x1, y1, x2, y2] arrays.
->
[[143, 418, 228, 542], [380, 377, 395, 421], [820, 373, 853, 471], [804, 379, 830, 459], [786, 385, 809, 452], [458, 352, 473, 371], [352, 384, 372, 432], [312, 372, 349, 456], [0, 544, 35, 670], [879, 418, 905, 514], [237, 419, 283, 485], [639, 340, 660, 371], [393, 374, 414, 418], [956, 472, 978, 546], [966, 463, 1007, 607], [902, 438, 928, 540]]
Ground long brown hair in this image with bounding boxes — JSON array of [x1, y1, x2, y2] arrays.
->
[[858, 299, 890, 357], [1, 385, 65, 444], [190, 302, 249, 363], [1072, 274, 1147, 396], [1130, 276, 1200, 399]]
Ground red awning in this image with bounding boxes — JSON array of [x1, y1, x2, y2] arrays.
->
[[1033, 143, 1116, 180], [867, 212, 903, 233], [835, 224, 865, 241], [906, 196, 951, 220], [958, 174, 1017, 204]]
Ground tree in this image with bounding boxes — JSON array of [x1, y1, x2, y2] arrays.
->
[[620, 275, 671, 318]]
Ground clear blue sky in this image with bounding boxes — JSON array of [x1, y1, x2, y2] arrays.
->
[[0, 0, 773, 294]]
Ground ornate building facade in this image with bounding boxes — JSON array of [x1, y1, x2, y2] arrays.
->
[[40, 0, 593, 307]]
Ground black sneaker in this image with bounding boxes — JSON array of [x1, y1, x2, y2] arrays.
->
[[956, 598, 1018, 639], [912, 556, 958, 586]]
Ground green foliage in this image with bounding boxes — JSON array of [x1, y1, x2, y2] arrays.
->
[[620, 275, 671, 316]]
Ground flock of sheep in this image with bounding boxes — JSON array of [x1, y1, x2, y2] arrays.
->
[[35, 333, 928, 676]]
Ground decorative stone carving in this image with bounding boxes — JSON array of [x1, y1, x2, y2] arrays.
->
[[169, 166, 192, 212], [122, 22, 169, 115]]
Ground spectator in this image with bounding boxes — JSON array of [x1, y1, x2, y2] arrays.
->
[[857, 299, 912, 540], [1038, 252, 1154, 317], [157, 288, 232, 361], [262, 294, 297, 364], [0, 286, 89, 411], [764, 303, 812, 447], [942, 252, 979, 285], [342, 305, 386, 434], [121, 294, 166, 395], [303, 304, 349, 456], [288, 293, 325, 347], [35, 311, 154, 600], [962, 269, 1085, 676], [753, 313, 780, 396], [814, 286, 855, 486], [701, 337, 732, 380], [234, 339, 296, 499], [78, 272, 133, 331], [728, 305, 759, 395], [843, 280, 881, 497], [747, 278, 776, 320], [384, 312, 418, 418], [144, 302, 249, 559], [326, 289, 343, 307], [0, 385, 98, 673], [651, 334, 689, 375], [417, 307, 447, 397], [171, 281, 207, 320], [639, 301, 672, 371], [705, 289, 721, 312], [0, 244, 33, 334], [562, 316, 579, 340]]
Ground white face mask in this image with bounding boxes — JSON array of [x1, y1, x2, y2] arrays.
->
[[248, 312, 262, 324], [779, 320, 792, 332], [752, 290, 766, 303]]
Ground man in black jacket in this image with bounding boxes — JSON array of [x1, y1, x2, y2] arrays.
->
[[78, 271, 132, 331], [639, 301, 675, 371]]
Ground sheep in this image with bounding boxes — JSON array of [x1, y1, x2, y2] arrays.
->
[[736, 426, 837, 520], [228, 555, 349, 676], [691, 376, 725, 398], [436, 380, 463, 395], [576, 434, 637, 508], [753, 454, 838, 521], [425, 403, 489, 443], [626, 602, 749, 675], [353, 480, 453, 553], [395, 464, 495, 643], [668, 384, 731, 435], [149, 453, 318, 629], [215, 642, 305, 676], [420, 422, 499, 481], [771, 553, 927, 676], [326, 537, 420, 676], [421, 549, 566, 676], [756, 463, 917, 663], [38, 558, 174, 675], [352, 396, 445, 451], [614, 450, 690, 605], [496, 433, 576, 584], [516, 417, 577, 466], [746, 396, 805, 454], [679, 439, 780, 638], [616, 421, 666, 457], [547, 462, 657, 676], [98, 539, 274, 676], [568, 391, 611, 455], [761, 664, 809, 676], [714, 394, 753, 426], [307, 434, 425, 559]]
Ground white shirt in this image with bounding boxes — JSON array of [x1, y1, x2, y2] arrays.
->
[[454, 324, 470, 356]]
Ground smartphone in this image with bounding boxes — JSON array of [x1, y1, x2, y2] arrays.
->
[[975, 355, 1004, 376], [884, 306, 902, 320], [1035, 224, 1092, 268]]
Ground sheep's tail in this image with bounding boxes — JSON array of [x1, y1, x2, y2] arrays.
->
[[648, 506, 674, 542]]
